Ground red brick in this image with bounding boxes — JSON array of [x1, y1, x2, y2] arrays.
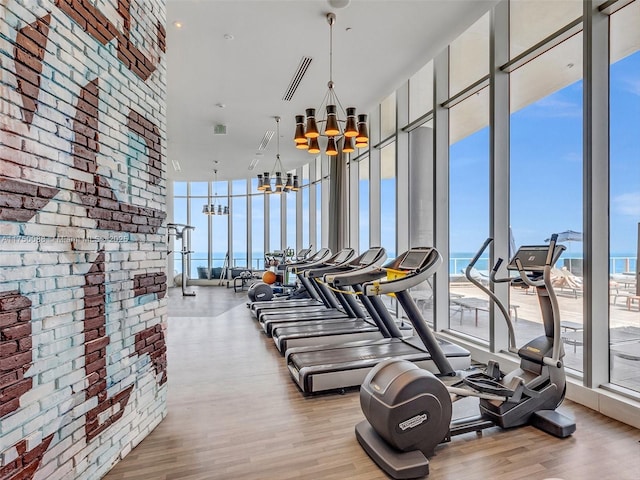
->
[[0, 350, 32, 371], [0, 312, 19, 328], [0, 341, 19, 357], [0, 377, 32, 402], [86, 336, 109, 354], [1, 322, 31, 341], [0, 396, 20, 417], [84, 357, 106, 375]]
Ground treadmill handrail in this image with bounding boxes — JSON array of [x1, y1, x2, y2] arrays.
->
[[303, 249, 356, 277], [291, 248, 332, 273], [362, 248, 442, 296], [330, 265, 387, 287]]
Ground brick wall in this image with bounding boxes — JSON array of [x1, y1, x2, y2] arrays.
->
[[0, 1, 167, 479]]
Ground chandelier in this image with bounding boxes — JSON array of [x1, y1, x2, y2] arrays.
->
[[202, 169, 229, 215], [257, 116, 300, 194], [294, 12, 368, 156]]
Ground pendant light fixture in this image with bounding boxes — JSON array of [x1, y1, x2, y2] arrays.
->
[[203, 169, 229, 215], [294, 13, 368, 156], [257, 116, 298, 194]]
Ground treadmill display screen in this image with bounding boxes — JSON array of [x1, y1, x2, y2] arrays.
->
[[333, 249, 352, 263], [507, 245, 563, 272], [359, 249, 379, 266], [399, 250, 430, 271]]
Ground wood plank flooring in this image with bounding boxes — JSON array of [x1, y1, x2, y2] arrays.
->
[[104, 286, 640, 480]]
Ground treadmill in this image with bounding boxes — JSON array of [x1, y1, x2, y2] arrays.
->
[[285, 247, 471, 394], [271, 247, 397, 353], [258, 248, 360, 334], [249, 248, 332, 317]]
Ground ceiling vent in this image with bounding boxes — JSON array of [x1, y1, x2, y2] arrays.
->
[[213, 124, 227, 135], [282, 56, 313, 101], [257, 130, 275, 150]]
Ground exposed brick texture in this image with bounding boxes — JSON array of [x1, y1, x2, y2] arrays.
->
[[0, 291, 33, 419], [132, 272, 167, 299], [0, 434, 54, 480], [132, 324, 167, 386], [14, 14, 51, 128], [127, 110, 163, 185], [55, 0, 160, 81], [0, 1, 167, 479]]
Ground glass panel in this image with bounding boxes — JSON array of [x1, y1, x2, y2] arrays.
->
[[174, 181, 187, 197], [189, 181, 209, 197], [510, 35, 583, 369], [381, 92, 397, 139], [232, 196, 248, 269], [286, 190, 297, 252], [189, 198, 209, 279], [212, 179, 228, 197], [302, 163, 310, 185], [251, 194, 264, 270], [316, 183, 322, 248], [381, 143, 396, 259], [211, 212, 228, 270], [172, 197, 187, 275], [359, 157, 370, 253], [510, 0, 583, 59], [449, 87, 490, 341], [609, 1, 640, 392], [449, 12, 490, 96], [302, 186, 310, 248], [232, 179, 247, 195], [269, 194, 281, 252], [409, 60, 434, 123]]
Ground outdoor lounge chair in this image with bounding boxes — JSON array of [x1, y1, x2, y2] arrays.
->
[[551, 267, 583, 298]]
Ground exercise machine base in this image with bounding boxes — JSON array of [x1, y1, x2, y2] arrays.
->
[[355, 421, 429, 480], [530, 409, 576, 438]]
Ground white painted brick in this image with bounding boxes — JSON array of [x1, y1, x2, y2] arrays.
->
[[0, 446, 19, 468], [19, 382, 55, 409]]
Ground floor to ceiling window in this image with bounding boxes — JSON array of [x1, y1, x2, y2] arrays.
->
[[269, 192, 281, 253], [211, 178, 229, 271], [447, 11, 490, 341], [251, 178, 265, 270], [448, 87, 490, 341], [315, 158, 322, 249], [609, 0, 640, 393], [232, 179, 248, 269], [188, 182, 209, 279], [510, 29, 583, 369], [286, 170, 297, 253], [358, 156, 370, 254], [301, 164, 310, 249], [380, 143, 396, 259], [172, 182, 188, 275]]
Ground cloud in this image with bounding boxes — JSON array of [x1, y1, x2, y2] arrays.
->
[[613, 192, 640, 216], [623, 77, 640, 96], [530, 96, 582, 118]]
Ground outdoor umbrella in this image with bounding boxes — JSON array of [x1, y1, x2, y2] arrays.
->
[[545, 230, 583, 243]]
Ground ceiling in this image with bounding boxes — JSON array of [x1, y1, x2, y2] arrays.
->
[[166, 0, 498, 182]]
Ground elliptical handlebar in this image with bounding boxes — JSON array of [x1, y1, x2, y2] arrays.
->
[[465, 238, 518, 353]]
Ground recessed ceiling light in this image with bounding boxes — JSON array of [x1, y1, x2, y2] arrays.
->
[[173, 21, 183, 29], [216, 103, 226, 109], [224, 33, 234, 40]]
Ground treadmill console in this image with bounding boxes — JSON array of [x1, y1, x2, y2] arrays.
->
[[507, 245, 565, 272], [398, 248, 433, 271], [332, 249, 354, 264], [359, 248, 382, 266]]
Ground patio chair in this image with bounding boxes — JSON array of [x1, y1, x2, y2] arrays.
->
[[551, 267, 583, 298]]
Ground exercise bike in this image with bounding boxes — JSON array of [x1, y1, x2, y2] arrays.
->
[[355, 234, 576, 479]]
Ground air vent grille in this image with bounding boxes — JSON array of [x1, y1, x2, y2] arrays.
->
[[282, 56, 313, 101], [257, 130, 275, 150]]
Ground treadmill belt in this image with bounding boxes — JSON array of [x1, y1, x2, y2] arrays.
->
[[289, 340, 424, 370]]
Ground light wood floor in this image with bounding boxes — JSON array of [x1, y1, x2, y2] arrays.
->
[[104, 286, 640, 480]]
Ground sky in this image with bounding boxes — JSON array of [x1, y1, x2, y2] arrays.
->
[[447, 50, 639, 257]]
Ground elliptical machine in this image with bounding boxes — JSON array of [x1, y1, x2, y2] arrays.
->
[[355, 235, 576, 479]]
